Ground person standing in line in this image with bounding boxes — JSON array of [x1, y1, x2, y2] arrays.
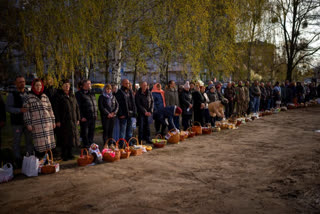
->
[[6, 76, 33, 167], [152, 83, 166, 135], [259, 82, 267, 111], [244, 81, 251, 115], [112, 84, 120, 141], [165, 80, 180, 129], [250, 80, 261, 115], [192, 84, 205, 125], [54, 79, 80, 161], [98, 84, 119, 145], [273, 81, 282, 108], [224, 82, 235, 118], [0, 94, 6, 151], [135, 82, 153, 144], [179, 81, 193, 130], [265, 82, 273, 110], [235, 81, 246, 117], [23, 79, 56, 155], [76, 79, 98, 148], [115, 79, 137, 142]]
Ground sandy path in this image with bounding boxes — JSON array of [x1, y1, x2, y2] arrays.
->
[[1, 107, 320, 214]]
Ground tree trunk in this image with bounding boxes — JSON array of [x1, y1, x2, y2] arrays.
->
[[104, 48, 109, 83], [286, 60, 293, 81], [111, 37, 122, 85], [133, 58, 137, 89]]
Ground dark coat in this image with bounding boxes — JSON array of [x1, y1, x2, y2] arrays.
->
[[44, 86, 57, 106], [154, 106, 176, 130], [207, 91, 219, 103], [250, 85, 261, 97], [152, 92, 165, 113], [135, 88, 154, 115], [115, 86, 137, 118], [54, 91, 81, 147], [192, 90, 205, 111], [165, 88, 179, 106], [98, 94, 119, 118], [260, 86, 267, 101], [224, 87, 235, 102], [0, 95, 6, 123], [179, 89, 193, 116], [265, 86, 273, 100], [76, 89, 98, 120]]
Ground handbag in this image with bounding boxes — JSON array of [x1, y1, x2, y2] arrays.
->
[[0, 163, 14, 183], [22, 153, 39, 177]]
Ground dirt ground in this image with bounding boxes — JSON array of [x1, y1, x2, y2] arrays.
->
[[1, 106, 320, 214]]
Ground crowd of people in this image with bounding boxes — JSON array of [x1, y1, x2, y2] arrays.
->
[[0, 75, 319, 167]]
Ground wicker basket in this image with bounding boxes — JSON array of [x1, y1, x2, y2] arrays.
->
[[202, 124, 212, 134], [119, 138, 131, 159], [103, 139, 121, 162], [192, 121, 202, 135], [77, 148, 94, 166], [128, 137, 143, 156], [187, 127, 195, 138], [152, 134, 167, 148], [41, 150, 56, 174], [180, 131, 189, 141], [167, 129, 180, 144]]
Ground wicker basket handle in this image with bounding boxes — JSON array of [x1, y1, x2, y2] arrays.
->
[[117, 138, 129, 149], [45, 149, 54, 165], [168, 128, 179, 136], [193, 121, 201, 126], [155, 134, 163, 139], [80, 148, 90, 157], [128, 137, 139, 146], [104, 138, 116, 148]]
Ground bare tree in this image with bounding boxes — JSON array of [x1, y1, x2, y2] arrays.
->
[[271, 0, 320, 81]]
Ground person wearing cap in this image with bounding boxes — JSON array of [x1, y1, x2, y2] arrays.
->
[[99, 84, 119, 146], [54, 79, 81, 161], [179, 81, 193, 130], [192, 84, 206, 125], [207, 84, 219, 103], [135, 81, 154, 144], [23, 78, 56, 155]]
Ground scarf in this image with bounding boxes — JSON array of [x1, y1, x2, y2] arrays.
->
[[31, 79, 44, 98], [152, 84, 166, 107]]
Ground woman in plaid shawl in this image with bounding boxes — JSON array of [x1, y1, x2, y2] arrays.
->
[[24, 79, 56, 153]]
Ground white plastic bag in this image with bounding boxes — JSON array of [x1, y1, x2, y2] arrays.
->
[[0, 163, 14, 183], [22, 154, 39, 177]]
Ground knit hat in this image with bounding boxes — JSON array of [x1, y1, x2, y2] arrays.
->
[[184, 81, 190, 89], [175, 106, 182, 115], [208, 84, 215, 90]]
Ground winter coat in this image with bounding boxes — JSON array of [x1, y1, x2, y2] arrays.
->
[[0, 95, 5, 123], [76, 89, 98, 120], [152, 92, 165, 113], [250, 85, 261, 97], [207, 91, 219, 103], [135, 88, 154, 115], [115, 86, 137, 118], [273, 86, 281, 101], [244, 86, 250, 102], [224, 87, 235, 102], [281, 86, 287, 101], [6, 91, 29, 125], [265, 86, 273, 100], [44, 86, 57, 107], [165, 87, 179, 106], [192, 90, 205, 111], [98, 93, 119, 118], [179, 89, 193, 116], [235, 86, 246, 102], [154, 106, 177, 130], [260, 86, 267, 101], [23, 93, 56, 152], [54, 90, 81, 147]]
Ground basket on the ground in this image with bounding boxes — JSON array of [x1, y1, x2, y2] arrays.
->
[[192, 121, 202, 135], [202, 124, 212, 134], [77, 148, 94, 166], [119, 138, 131, 159], [187, 127, 195, 138], [166, 129, 180, 144], [128, 137, 143, 156], [180, 131, 189, 141], [40, 149, 58, 174], [152, 134, 167, 148], [102, 138, 121, 162]]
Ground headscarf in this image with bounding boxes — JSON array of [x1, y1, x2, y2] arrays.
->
[[31, 78, 44, 96], [184, 81, 190, 89], [102, 84, 113, 105], [152, 83, 166, 107]]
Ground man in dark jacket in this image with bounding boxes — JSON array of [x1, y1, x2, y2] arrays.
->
[[224, 82, 235, 118], [135, 82, 154, 144], [43, 75, 57, 107], [158, 106, 182, 131], [6, 76, 33, 166], [265, 82, 273, 110], [259, 82, 267, 111], [165, 80, 180, 129], [0, 95, 6, 150], [76, 79, 98, 148], [179, 81, 193, 130], [250, 80, 261, 114], [115, 79, 137, 141], [192, 85, 205, 125]]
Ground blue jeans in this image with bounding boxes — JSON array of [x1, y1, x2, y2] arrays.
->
[[12, 125, 33, 159], [266, 99, 272, 110], [119, 117, 133, 143], [253, 97, 260, 113]]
